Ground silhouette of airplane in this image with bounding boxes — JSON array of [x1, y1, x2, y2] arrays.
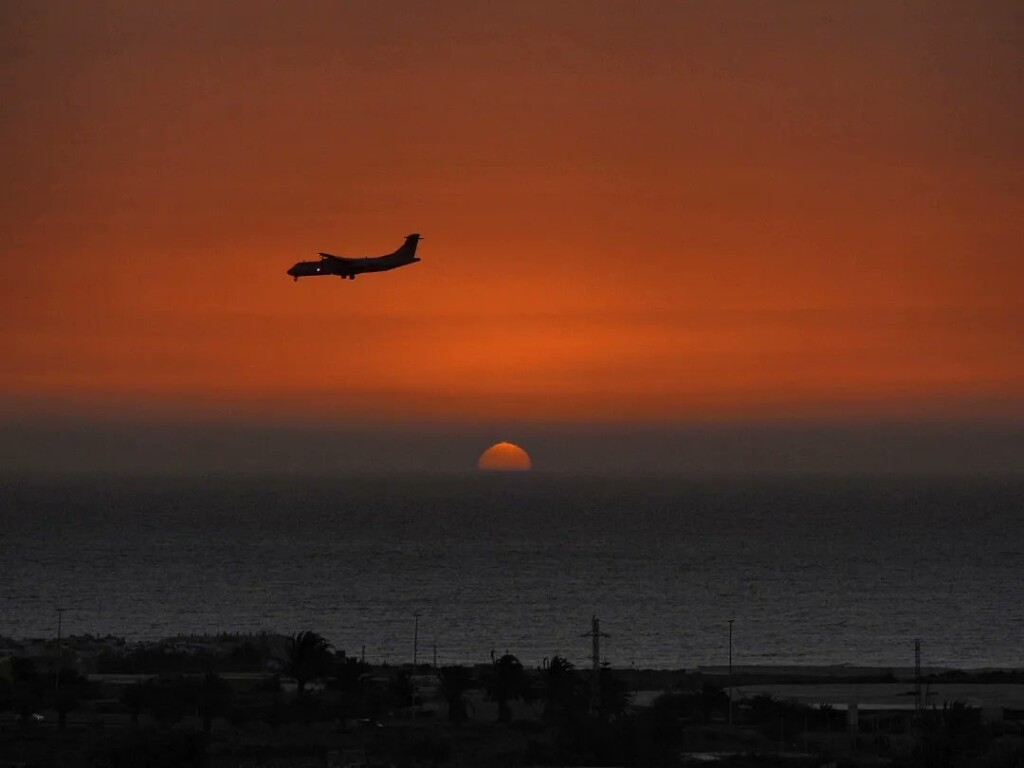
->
[[287, 234, 422, 281]]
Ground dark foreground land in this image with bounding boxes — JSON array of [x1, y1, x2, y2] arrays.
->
[[2, 633, 1023, 767]]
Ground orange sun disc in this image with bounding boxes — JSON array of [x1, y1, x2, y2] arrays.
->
[[478, 442, 532, 471]]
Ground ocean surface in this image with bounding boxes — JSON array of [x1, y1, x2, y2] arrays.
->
[[1, 474, 1021, 669]]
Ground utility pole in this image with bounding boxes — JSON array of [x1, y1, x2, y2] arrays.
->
[[580, 615, 609, 714], [728, 619, 734, 725]]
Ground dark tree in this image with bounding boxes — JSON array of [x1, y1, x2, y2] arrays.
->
[[485, 654, 533, 723], [55, 667, 94, 729], [144, 677, 192, 726], [908, 700, 986, 767], [230, 640, 263, 671], [700, 682, 728, 724], [287, 631, 333, 695], [89, 729, 207, 767], [597, 663, 632, 720], [642, 692, 692, 750], [331, 657, 371, 694], [0, 678, 12, 715], [390, 669, 416, 709], [121, 681, 147, 727], [439, 665, 472, 723], [195, 670, 232, 733], [10, 657, 43, 728]]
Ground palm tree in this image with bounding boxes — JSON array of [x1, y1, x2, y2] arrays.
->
[[287, 631, 332, 695], [485, 654, 533, 723], [542, 656, 587, 724]]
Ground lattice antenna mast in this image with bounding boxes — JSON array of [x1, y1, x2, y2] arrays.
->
[[580, 615, 609, 713]]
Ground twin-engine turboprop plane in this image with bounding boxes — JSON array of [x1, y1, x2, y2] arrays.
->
[[287, 234, 422, 281]]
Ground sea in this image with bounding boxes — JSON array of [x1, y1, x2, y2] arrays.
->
[[1, 473, 1021, 670]]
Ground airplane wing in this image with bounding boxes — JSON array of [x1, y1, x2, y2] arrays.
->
[[318, 252, 354, 262]]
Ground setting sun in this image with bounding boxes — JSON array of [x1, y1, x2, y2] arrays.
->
[[478, 442, 532, 472]]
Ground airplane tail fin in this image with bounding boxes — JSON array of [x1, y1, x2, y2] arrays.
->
[[395, 233, 421, 258]]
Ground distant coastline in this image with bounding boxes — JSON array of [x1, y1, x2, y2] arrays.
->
[[6, 632, 1023, 679]]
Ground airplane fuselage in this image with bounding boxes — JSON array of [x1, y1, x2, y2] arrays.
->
[[288, 234, 422, 281]]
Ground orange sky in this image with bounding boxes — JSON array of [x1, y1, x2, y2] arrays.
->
[[2, 1, 1022, 426]]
